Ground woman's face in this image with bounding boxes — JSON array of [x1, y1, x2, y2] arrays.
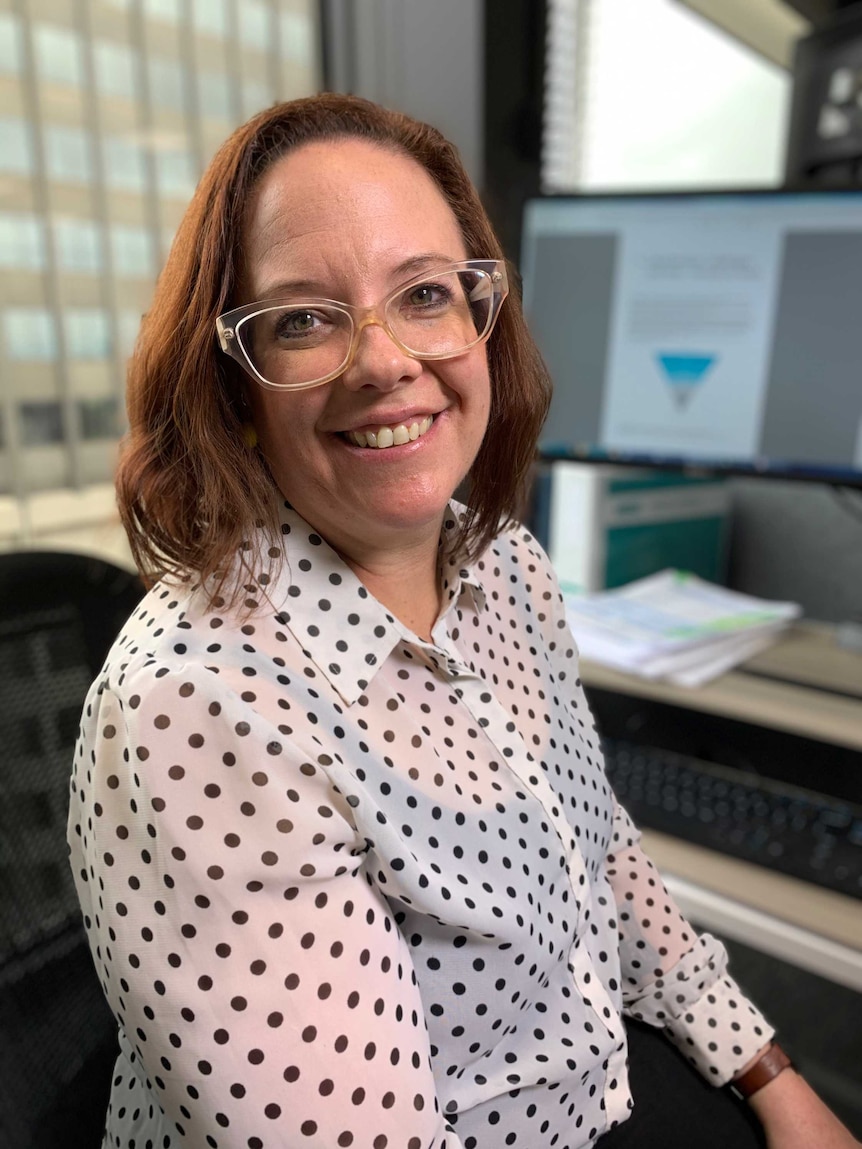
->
[[240, 138, 492, 567]]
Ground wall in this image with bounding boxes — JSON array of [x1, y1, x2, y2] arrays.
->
[[727, 478, 862, 623], [322, 0, 483, 184]]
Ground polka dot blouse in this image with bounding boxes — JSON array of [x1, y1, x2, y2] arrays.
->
[[68, 501, 773, 1149]]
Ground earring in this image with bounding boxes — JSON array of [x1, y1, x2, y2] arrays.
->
[[241, 422, 258, 449]]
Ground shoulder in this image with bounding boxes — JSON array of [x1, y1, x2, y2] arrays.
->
[[479, 514, 561, 602], [89, 575, 263, 718]]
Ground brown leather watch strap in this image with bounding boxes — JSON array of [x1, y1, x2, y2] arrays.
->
[[730, 1043, 794, 1099]]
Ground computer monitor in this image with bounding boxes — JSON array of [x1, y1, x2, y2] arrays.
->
[[521, 189, 862, 488]]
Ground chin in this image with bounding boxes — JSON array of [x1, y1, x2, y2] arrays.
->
[[359, 478, 455, 534]]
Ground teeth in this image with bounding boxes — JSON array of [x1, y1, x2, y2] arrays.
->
[[346, 415, 433, 450]]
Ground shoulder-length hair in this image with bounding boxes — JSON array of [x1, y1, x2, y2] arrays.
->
[[117, 92, 552, 599]]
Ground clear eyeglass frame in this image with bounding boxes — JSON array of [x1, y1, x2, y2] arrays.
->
[[215, 258, 509, 392]]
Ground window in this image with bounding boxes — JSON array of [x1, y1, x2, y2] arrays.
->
[[155, 148, 195, 198], [148, 56, 187, 111], [94, 40, 138, 101], [543, 0, 790, 192], [144, 0, 182, 23], [0, 12, 22, 75], [54, 218, 103, 273], [118, 309, 143, 356], [19, 402, 64, 446], [34, 23, 84, 88], [0, 213, 45, 270], [239, 0, 269, 50], [104, 135, 146, 192], [0, 118, 33, 175], [197, 70, 233, 120], [45, 125, 92, 184], [111, 224, 154, 277], [3, 308, 57, 361], [281, 11, 313, 64], [65, 309, 111, 359], [78, 397, 119, 440], [192, 0, 228, 39], [241, 80, 272, 119]]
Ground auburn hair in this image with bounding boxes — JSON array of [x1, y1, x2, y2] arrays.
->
[[116, 92, 552, 600]]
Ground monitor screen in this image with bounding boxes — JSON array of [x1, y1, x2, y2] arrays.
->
[[521, 190, 862, 487]]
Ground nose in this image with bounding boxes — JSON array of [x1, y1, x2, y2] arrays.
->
[[338, 318, 423, 393]]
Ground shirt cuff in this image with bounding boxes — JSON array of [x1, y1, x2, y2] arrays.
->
[[624, 935, 775, 1085]]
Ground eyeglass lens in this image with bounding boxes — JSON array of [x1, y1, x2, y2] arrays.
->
[[237, 268, 495, 389]]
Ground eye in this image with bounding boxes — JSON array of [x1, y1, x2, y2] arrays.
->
[[275, 309, 321, 337], [402, 281, 454, 311]]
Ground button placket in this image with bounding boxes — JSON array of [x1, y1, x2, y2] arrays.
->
[[449, 669, 628, 1066]]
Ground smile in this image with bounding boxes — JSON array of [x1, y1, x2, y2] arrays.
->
[[344, 415, 434, 449]]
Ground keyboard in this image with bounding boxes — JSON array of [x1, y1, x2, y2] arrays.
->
[[602, 737, 862, 900], [584, 686, 862, 901]]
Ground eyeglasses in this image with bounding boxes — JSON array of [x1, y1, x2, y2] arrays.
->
[[216, 259, 508, 391]]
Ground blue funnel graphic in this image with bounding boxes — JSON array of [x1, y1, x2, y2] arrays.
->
[[656, 353, 716, 409]]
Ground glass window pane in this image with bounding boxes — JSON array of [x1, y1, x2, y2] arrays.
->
[[144, 0, 182, 22], [239, 0, 269, 49], [65, 309, 111, 359], [54, 218, 103, 273], [241, 80, 272, 119], [35, 23, 84, 87], [281, 11, 313, 64], [148, 56, 186, 110], [111, 224, 154, 277], [118, 309, 142, 355], [0, 213, 45, 269], [78, 397, 119, 440], [104, 135, 146, 192], [0, 118, 33, 175], [197, 70, 233, 120], [3, 308, 57, 360], [155, 148, 195, 198], [45, 125, 92, 184], [19, 401, 64, 446], [94, 40, 138, 101], [192, 0, 227, 38], [0, 12, 22, 75]]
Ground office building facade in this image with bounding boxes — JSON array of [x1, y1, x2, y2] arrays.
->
[[0, 0, 319, 497]]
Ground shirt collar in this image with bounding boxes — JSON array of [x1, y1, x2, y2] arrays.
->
[[259, 501, 485, 706]]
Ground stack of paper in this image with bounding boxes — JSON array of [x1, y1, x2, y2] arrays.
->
[[564, 569, 801, 688]]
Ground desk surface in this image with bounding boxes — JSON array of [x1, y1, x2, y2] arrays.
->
[[580, 621, 862, 751], [579, 622, 862, 957]]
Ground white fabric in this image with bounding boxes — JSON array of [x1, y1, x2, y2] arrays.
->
[[68, 501, 773, 1149]]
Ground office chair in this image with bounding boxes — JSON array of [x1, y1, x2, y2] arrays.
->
[[0, 551, 145, 1149]]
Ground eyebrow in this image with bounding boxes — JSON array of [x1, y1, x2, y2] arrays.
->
[[256, 252, 463, 301]]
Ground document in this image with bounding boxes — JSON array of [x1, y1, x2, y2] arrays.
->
[[565, 570, 801, 687]]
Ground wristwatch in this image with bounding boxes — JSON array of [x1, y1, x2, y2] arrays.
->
[[729, 1042, 795, 1100]]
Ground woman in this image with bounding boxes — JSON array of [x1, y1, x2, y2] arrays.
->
[[68, 93, 858, 1149]]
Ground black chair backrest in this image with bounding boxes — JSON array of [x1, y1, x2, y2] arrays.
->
[[0, 551, 145, 1149]]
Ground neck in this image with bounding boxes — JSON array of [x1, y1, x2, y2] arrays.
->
[[340, 535, 443, 641]]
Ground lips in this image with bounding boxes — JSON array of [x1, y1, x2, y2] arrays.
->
[[344, 415, 434, 449]]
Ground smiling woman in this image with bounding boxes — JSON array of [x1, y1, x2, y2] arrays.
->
[[67, 93, 860, 1149], [115, 95, 548, 610]]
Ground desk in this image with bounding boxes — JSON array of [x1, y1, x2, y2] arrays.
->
[[580, 621, 862, 990]]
